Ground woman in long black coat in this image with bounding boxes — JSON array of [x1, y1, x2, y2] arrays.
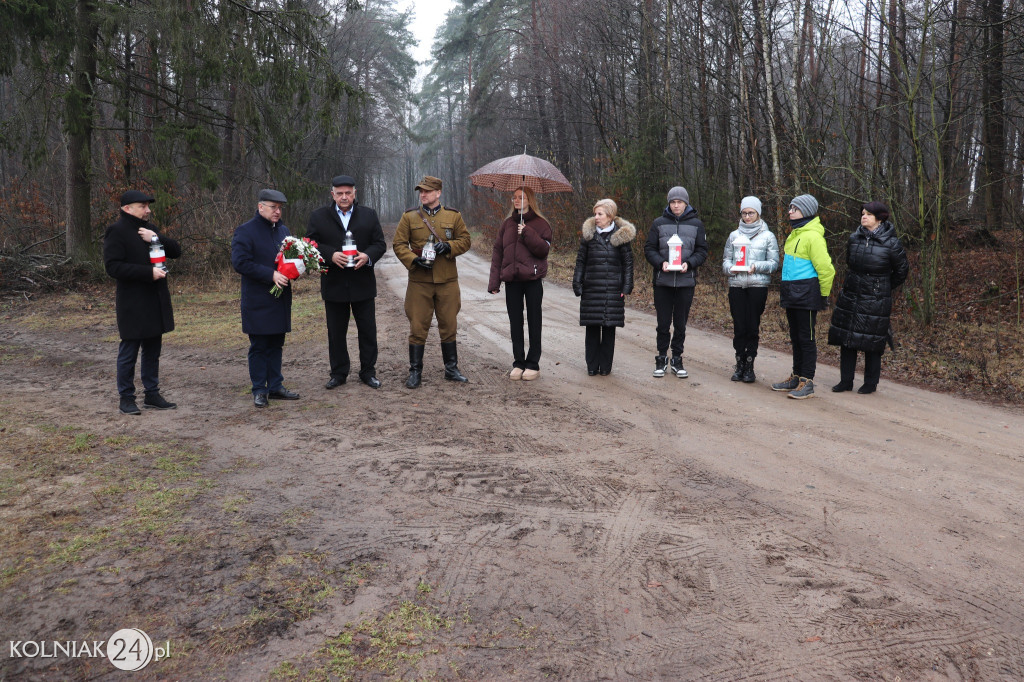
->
[[572, 198, 635, 376], [827, 201, 909, 394]]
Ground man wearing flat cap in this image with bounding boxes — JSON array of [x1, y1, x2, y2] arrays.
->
[[393, 175, 472, 388], [103, 190, 182, 415], [306, 175, 387, 389], [231, 189, 302, 408]]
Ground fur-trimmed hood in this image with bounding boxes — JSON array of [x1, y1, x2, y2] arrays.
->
[[582, 217, 637, 246]]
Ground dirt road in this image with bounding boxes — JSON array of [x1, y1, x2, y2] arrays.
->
[[3, 246, 1024, 680]]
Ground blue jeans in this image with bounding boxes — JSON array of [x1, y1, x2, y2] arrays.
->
[[247, 333, 285, 394], [117, 336, 162, 399]]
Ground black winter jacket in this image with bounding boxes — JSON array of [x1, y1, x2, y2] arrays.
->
[[103, 211, 181, 340], [643, 205, 709, 287], [572, 217, 636, 327], [827, 221, 910, 352]]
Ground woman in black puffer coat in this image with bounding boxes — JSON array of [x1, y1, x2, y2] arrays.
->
[[572, 198, 635, 375], [827, 201, 909, 394]]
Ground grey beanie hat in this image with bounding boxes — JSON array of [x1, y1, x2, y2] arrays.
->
[[667, 186, 689, 204], [789, 194, 818, 218], [740, 196, 762, 216]]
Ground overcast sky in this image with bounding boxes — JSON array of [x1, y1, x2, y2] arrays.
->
[[396, 0, 457, 83]]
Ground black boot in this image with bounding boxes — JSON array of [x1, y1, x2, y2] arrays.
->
[[406, 344, 424, 388], [441, 341, 468, 382], [741, 356, 756, 383], [731, 355, 744, 381]]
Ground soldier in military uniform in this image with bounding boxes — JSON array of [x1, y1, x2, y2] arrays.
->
[[393, 175, 472, 388]]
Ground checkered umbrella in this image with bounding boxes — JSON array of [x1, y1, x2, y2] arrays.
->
[[469, 154, 573, 193]]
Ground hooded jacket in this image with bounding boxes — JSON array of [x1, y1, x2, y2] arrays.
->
[[779, 216, 835, 310], [572, 217, 636, 327], [643, 205, 709, 288], [103, 211, 181, 340], [827, 221, 909, 352], [487, 209, 552, 291], [721, 221, 780, 288]]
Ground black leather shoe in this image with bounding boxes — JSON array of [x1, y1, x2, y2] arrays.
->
[[587, 369, 597, 376], [598, 369, 610, 376], [143, 392, 177, 410], [253, 393, 269, 408], [325, 376, 346, 389], [361, 375, 382, 389], [857, 384, 877, 394], [119, 397, 141, 415], [268, 388, 300, 400]]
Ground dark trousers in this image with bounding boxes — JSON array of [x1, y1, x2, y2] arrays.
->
[[247, 333, 285, 395], [840, 346, 882, 387], [785, 308, 819, 379], [585, 325, 616, 372], [325, 299, 378, 380], [728, 287, 769, 357], [505, 279, 544, 370], [653, 285, 694, 357], [117, 336, 162, 398]]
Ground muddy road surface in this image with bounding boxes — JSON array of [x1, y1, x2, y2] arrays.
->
[[2, 246, 1023, 680]]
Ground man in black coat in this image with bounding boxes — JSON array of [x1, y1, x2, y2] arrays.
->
[[103, 190, 181, 415], [305, 175, 387, 389]]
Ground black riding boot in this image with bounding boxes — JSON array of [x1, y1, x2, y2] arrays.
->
[[406, 344, 425, 388], [441, 341, 468, 382]]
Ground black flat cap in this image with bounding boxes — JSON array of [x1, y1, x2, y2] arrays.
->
[[332, 175, 356, 187], [119, 190, 155, 206], [258, 189, 288, 204]]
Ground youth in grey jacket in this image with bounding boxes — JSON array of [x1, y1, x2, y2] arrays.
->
[[721, 220, 780, 288]]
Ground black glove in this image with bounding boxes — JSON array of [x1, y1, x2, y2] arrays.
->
[[413, 256, 433, 269], [434, 241, 451, 256]]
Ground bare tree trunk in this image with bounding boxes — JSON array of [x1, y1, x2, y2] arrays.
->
[[66, 0, 99, 263], [982, 0, 1005, 229], [789, 0, 805, 191], [853, 0, 871, 194], [756, 0, 782, 190]]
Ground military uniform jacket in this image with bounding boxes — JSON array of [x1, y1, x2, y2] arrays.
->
[[306, 201, 387, 303], [393, 205, 471, 284]]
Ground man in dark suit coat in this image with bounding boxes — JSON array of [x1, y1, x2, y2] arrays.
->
[[306, 175, 387, 389], [103, 189, 181, 415], [231, 188, 301, 408]]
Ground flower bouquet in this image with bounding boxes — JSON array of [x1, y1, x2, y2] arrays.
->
[[270, 236, 325, 297]]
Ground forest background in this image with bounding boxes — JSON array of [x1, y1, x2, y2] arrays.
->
[[0, 0, 1022, 403]]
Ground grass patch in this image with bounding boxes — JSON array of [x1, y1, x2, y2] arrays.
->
[[0, 415, 210, 589], [170, 283, 325, 350], [308, 600, 453, 679]]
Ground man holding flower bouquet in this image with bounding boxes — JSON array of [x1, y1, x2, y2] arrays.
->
[[231, 189, 302, 408], [306, 175, 387, 389]]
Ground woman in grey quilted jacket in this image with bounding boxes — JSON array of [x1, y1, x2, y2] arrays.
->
[[722, 196, 779, 382]]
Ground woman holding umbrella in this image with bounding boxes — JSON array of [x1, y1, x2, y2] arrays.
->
[[488, 187, 553, 380]]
